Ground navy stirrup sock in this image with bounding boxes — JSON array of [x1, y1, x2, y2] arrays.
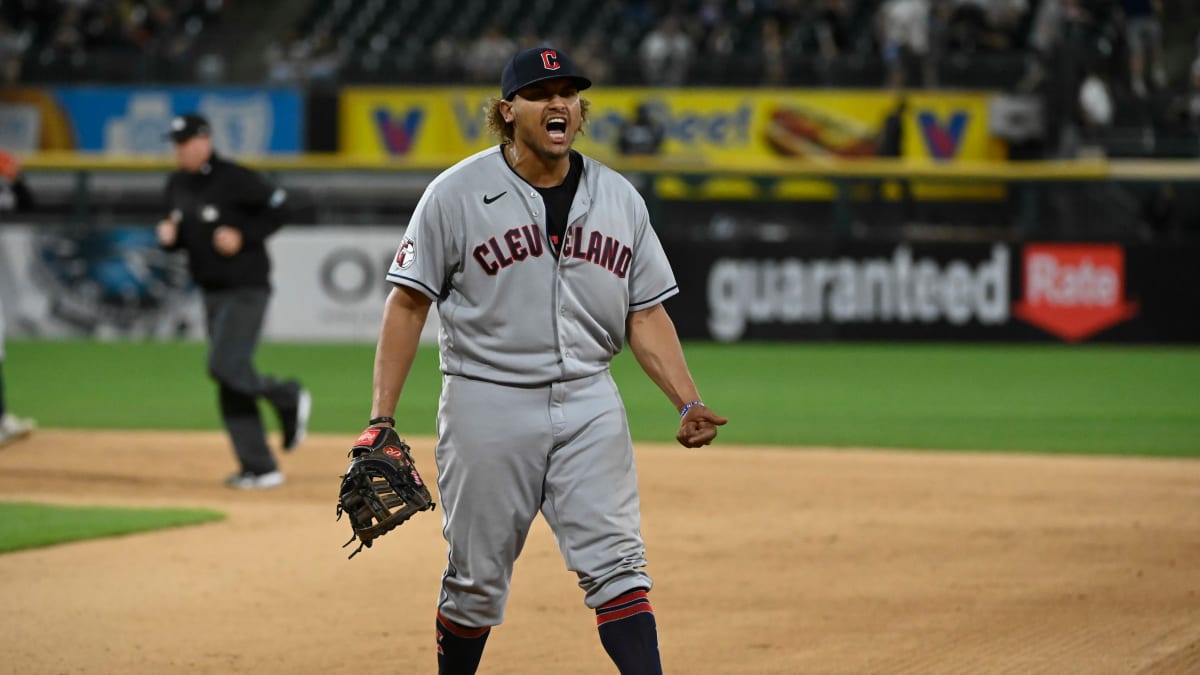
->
[[595, 589, 663, 675], [436, 611, 491, 675]]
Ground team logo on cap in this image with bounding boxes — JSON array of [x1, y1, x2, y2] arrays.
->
[[541, 50, 560, 71], [201, 205, 219, 222]]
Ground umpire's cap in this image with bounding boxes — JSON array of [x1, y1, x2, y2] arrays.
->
[[165, 113, 211, 143], [501, 46, 592, 101]]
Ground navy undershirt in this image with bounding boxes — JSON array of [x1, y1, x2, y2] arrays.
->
[[534, 151, 583, 255]]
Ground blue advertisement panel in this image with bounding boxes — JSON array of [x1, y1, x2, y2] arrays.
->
[[51, 87, 303, 155]]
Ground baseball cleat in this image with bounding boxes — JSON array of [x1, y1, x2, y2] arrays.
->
[[0, 413, 36, 447], [224, 470, 285, 489]]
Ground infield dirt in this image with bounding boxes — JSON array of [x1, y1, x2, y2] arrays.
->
[[0, 430, 1197, 674]]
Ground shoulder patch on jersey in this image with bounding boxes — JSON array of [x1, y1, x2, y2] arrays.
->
[[395, 236, 416, 270]]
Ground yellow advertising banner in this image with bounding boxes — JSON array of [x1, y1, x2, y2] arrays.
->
[[340, 88, 1006, 198], [339, 87, 495, 162]]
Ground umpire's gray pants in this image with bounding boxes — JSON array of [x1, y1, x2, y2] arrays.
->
[[204, 287, 293, 475]]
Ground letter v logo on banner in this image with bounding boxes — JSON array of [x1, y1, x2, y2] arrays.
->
[[374, 107, 424, 155], [1012, 244, 1139, 342], [917, 110, 968, 160]]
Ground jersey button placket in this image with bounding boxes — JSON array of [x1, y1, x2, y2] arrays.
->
[[529, 190, 540, 220], [559, 307, 571, 359]]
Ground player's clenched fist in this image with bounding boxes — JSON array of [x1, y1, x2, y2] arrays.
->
[[676, 403, 727, 448]]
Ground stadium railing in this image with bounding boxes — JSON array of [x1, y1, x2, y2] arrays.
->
[[16, 153, 1200, 239]]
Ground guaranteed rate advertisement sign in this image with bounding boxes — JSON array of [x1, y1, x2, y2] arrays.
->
[[1012, 244, 1140, 342], [663, 239, 1200, 344], [705, 245, 1011, 342]]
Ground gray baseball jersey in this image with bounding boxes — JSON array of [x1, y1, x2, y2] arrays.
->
[[385, 145, 678, 627], [386, 146, 679, 385]]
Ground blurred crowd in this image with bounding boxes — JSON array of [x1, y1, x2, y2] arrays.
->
[[3, 0, 1200, 157], [237, 1, 1200, 157], [4, 1, 1195, 94], [0, 0, 227, 83]]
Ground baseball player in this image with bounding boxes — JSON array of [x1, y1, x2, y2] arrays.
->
[[0, 151, 36, 447], [367, 46, 727, 674]]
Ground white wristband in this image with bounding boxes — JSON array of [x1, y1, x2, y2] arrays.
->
[[679, 401, 704, 419]]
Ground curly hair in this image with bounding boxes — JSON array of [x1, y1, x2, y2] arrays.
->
[[485, 97, 591, 144]]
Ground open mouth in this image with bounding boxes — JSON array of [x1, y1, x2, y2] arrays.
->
[[546, 117, 567, 142]]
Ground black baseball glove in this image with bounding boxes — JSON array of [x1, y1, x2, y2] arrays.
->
[[336, 425, 436, 558]]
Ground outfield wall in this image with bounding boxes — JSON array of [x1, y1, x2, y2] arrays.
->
[[663, 239, 1200, 343], [0, 225, 439, 344], [1, 223, 1197, 344]]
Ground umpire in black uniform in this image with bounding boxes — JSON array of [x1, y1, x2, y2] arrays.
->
[[157, 113, 310, 489]]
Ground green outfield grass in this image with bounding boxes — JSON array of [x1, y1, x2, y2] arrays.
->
[[4, 340, 1199, 457], [0, 502, 224, 553]]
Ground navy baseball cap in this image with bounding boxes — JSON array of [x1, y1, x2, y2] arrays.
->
[[165, 113, 211, 143], [501, 46, 592, 101]]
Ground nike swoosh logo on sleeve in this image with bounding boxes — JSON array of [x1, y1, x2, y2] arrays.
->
[[483, 191, 507, 205]]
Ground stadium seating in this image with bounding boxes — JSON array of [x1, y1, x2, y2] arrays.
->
[[4, 0, 1200, 160], [3, 0, 229, 84]]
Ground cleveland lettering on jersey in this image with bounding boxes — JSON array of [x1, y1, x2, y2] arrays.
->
[[472, 223, 632, 278], [472, 223, 546, 275], [564, 225, 633, 278]]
